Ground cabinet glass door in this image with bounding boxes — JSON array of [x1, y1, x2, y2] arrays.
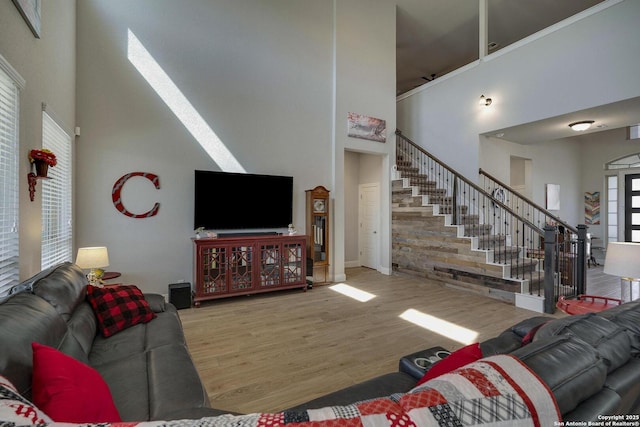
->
[[229, 245, 253, 291], [283, 241, 303, 283], [259, 244, 280, 287], [313, 216, 327, 263], [201, 246, 227, 295]]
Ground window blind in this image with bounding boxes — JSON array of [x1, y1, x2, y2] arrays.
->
[[41, 111, 72, 269], [0, 69, 20, 296]]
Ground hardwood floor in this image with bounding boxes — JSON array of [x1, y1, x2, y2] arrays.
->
[[585, 263, 638, 302], [179, 267, 565, 414]]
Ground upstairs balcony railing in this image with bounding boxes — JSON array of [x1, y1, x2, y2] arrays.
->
[[395, 130, 587, 313]]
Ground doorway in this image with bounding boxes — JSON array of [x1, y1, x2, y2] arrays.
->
[[344, 150, 384, 270], [624, 173, 640, 242], [510, 156, 532, 198]]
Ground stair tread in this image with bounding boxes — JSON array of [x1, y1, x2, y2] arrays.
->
[[393, 166, 550, 295]]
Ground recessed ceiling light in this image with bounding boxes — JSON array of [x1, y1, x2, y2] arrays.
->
[[569, 120, 595, 131]]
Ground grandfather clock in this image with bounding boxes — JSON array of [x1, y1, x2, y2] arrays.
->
[[306, 186, 330, 284]]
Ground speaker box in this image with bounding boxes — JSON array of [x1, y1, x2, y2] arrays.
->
[[168, 282, 192, 309]]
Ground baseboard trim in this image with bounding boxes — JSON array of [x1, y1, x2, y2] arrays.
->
[[378, 266, 391, 275], [515, 293, 545, 313]]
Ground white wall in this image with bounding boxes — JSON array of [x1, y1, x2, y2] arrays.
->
[[76, 0, 396, 293], [480, 127, 640, 240], [344, 151, 360, 265], [0, 0, 76, 280], [398, 0, 640, 185], [480, 136, 582, 226], [579, 127, 640, 239], [334, 0, 396, 278]]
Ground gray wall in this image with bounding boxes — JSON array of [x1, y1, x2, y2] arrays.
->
[[578, 127, 640, 240], [480, 127, 640, 241], [479, 136, 582, 226], [75, 0, 396, 293], [398, 0, 640, 240], [0, 0, 76, 279], [397, 1, 640, 179]]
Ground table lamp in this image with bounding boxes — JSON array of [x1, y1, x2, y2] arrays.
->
[[603, 242, 640, 302], [75, 246, 110, 286]]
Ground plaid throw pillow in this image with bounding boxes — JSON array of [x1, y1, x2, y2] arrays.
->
[[86, 285, 156, 337]]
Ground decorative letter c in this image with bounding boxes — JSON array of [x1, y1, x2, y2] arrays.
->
[[112, 172, 160, 218]]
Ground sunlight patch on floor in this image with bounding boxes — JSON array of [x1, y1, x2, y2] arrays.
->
[[127, 29, 245, 173], [329, 283, 376, 302], [399, 308, 478, 344]]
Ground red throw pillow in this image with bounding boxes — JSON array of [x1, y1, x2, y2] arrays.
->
[[86, 284, 156, 337], [416, 342, 483, 385], [31, 342, 121, 423], [521, 322, 548, 346]]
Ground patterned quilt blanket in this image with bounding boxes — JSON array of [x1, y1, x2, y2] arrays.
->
[[2, 355, 560, 427]]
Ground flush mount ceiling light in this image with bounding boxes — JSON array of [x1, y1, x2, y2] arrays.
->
[[479, 95, 492, 106], [569, 120, 594, 131]]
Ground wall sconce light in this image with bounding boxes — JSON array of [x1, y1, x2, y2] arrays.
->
[[479, 95, 492, 106], [568, 120, 594, 131]]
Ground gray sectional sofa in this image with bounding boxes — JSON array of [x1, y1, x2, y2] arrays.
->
[[1, 261, 640, 424], [0, 262, 226, 421], [288, 306, 640, 422]]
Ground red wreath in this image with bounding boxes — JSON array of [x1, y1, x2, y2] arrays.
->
[[29, 149, 57, 167]]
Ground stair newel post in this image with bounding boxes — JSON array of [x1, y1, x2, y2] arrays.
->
[[576, 224, 588, 295], [452, 177, 458, 224], [543, 225, 557, 313]]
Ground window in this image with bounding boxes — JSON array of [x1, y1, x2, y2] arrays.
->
[[607, 175, 618, 244], [607, 154, 640, 170], [41, 110, 72, 269], [0, 61, 21, 296]]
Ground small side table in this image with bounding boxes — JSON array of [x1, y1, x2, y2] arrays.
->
[[101, 271, 121, 281], [399, 346, 451, 379]]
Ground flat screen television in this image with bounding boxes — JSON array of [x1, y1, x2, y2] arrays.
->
[[194, 170, 293, 230]]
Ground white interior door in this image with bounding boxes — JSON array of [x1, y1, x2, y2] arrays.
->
[[359, 183, 380, 269]]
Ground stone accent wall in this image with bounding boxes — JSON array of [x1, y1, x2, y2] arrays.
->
[[392, 179, 529, 303]]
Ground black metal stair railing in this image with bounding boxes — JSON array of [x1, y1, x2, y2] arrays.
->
[[395, 130, 586, 312], [478, 168, 579, 245], [478, 168, 589, 310]]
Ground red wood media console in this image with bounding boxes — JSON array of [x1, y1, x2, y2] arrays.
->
[[193, 235, 307, 307]]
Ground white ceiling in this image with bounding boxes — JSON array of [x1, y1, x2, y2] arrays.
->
[[481, 96, 640, 144], [394, 0, 640, 145]]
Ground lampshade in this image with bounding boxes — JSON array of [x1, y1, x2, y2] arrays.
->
[[603, 242, 640, 280], [75, 246, 110, 269]]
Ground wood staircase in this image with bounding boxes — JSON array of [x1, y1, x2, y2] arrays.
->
[[392, 160, 540, 304]]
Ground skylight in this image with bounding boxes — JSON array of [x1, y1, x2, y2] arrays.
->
[[127, 29, 245, 173]]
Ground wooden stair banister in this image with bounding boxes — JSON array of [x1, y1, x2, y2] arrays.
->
[[393, 130, 586, 313], [478, 168, 578, 235], [396, 130, 543, 235]]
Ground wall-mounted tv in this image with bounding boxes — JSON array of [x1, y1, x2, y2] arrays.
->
[[194, 170, 293, 230]]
